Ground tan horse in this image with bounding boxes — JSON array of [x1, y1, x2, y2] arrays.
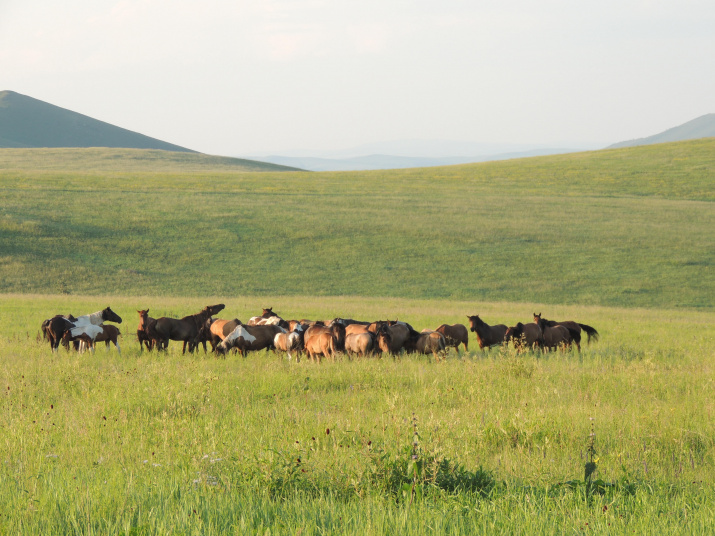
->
[[304, 331, 337, 363], [435, 323, 469, 352], [344, 332, 375, 357], [467, 315, 507, 350]]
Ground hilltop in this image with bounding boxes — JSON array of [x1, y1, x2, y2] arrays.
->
[[608, 113, 715, 149]]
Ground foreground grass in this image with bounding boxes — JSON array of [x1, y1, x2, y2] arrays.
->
[[1, 140, 713, 308], [0, 294, 713, 534]]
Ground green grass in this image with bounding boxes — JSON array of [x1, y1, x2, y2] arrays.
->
[[1, 140, 713, 309], [1, 294, 713, 534]]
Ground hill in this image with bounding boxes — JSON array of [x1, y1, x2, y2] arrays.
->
[[0, 90, 197, 152], [608, 113, 715, 148], [0, 147, 303, 173], [0, 139, 712, 309]]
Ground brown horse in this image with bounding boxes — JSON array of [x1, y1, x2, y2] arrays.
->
[[304, 323, 346, 353], [435, 323, 469, 352], [533, 314, 573, 351], [137, 309, 158, 351], [43, 314, 76, 352], [344, 332, 375, 358], [94, 325, 121, 353], [304, 330, 337, 362], [504, 323, 542, 351], [408, 331, 447, 360], [153, 304, 225, 354], [532, 313, 598, 351], [467, 315, 507, 350], [215, 323, 285, 357], [385, 321, 419, 356]]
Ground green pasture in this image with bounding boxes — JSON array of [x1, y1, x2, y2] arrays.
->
[[0, 294, 713, 534], [1, 139, 713, 308]]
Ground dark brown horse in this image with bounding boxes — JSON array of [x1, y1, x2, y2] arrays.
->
[[533, 314, 573, 351], [153, 304, 225, 354], [467, 315, 507, 350], [532, 313, 598, 351], [43, 314, 76, 351], [435, 323, 469, 352], [504, 322, 542, 351]]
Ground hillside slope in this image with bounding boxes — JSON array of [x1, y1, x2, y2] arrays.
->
[[0, 90, 195, 152], [0, 139, 712, 309], [608, 113, 715, 148]]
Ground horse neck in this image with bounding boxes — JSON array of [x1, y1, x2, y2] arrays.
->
[[79, 311, 105, 325]]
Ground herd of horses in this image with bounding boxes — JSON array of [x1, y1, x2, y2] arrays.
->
[[41, 305, 599, 362]]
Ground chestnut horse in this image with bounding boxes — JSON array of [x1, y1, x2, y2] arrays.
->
[[153, 304, 225, 354], [467, 315, 507, 350], [137, 309, 158, 351]]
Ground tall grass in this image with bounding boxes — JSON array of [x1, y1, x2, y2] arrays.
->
[[1, 294, 713, 534]]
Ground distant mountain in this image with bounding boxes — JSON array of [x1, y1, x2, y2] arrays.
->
[[608, 114, 715, 149], [0, 90, 195, 152], [254, 148, 586, 172]]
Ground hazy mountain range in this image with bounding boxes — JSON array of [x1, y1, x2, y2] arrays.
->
[[1, 90, 713, 171]]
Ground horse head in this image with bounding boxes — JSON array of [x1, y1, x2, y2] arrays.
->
[[467, 315, 481, 332], [262, 307, 276, 318], [102, 307, 123, 324]]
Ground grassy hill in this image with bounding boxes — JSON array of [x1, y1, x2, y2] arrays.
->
[[608, 113, 715, 148], [0, 90, 198, 152], [0, 139, 712, 309]]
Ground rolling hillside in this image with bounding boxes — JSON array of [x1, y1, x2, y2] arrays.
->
[[0, 139, 712, 309], [0, 90, 196, 151], [608, 113, 715, 148]]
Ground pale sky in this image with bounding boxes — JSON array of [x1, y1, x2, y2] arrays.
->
[[1, 0, 714, 156]]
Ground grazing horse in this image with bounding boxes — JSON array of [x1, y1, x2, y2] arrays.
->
[[504, 323, 542, 351], [408, 331, 447, 360], [532, 313, 599, 351], [435, 323, 469, 352], [216, 323, 285, 357], [153, 304, 225, 354], [533, 314, 573, 351], [467, 315, 507, 350]]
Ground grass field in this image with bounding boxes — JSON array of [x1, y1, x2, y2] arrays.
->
[[0, 294, 713, 534], [1, 140, 713, 309]]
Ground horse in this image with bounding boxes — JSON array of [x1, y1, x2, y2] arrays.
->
[[533, 314, 573, 351], [44, 315, 76, 352], [137, 309, 157, 351], [435, 323, 469, 352], [344, 331, 375, 358], [504, 322, 542, 351], [274, 324, 305, 360], [94, 324, 121, 354], [304, 323, 346, 353], [304, 330, 337, 362], [216, 323, 285, 357], [408, 331, 447, 360], [206, 318, 242, 351], [532, 313, 599, 351], [73, 307, 123, 327], [153, 304, 225, 354], [61, 324, 105, 353], [467, 315, 507, 350]]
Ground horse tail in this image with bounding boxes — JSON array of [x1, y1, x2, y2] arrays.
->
[[578, 324, 599, 343], [566, 326, 581, 345]]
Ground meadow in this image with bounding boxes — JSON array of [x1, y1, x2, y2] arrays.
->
[[0, 294, 714, 534], [0, 140, 713, 309], [0, 141, 713, 533]]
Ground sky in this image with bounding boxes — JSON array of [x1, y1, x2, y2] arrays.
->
[[1, 0, 714, 157]]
